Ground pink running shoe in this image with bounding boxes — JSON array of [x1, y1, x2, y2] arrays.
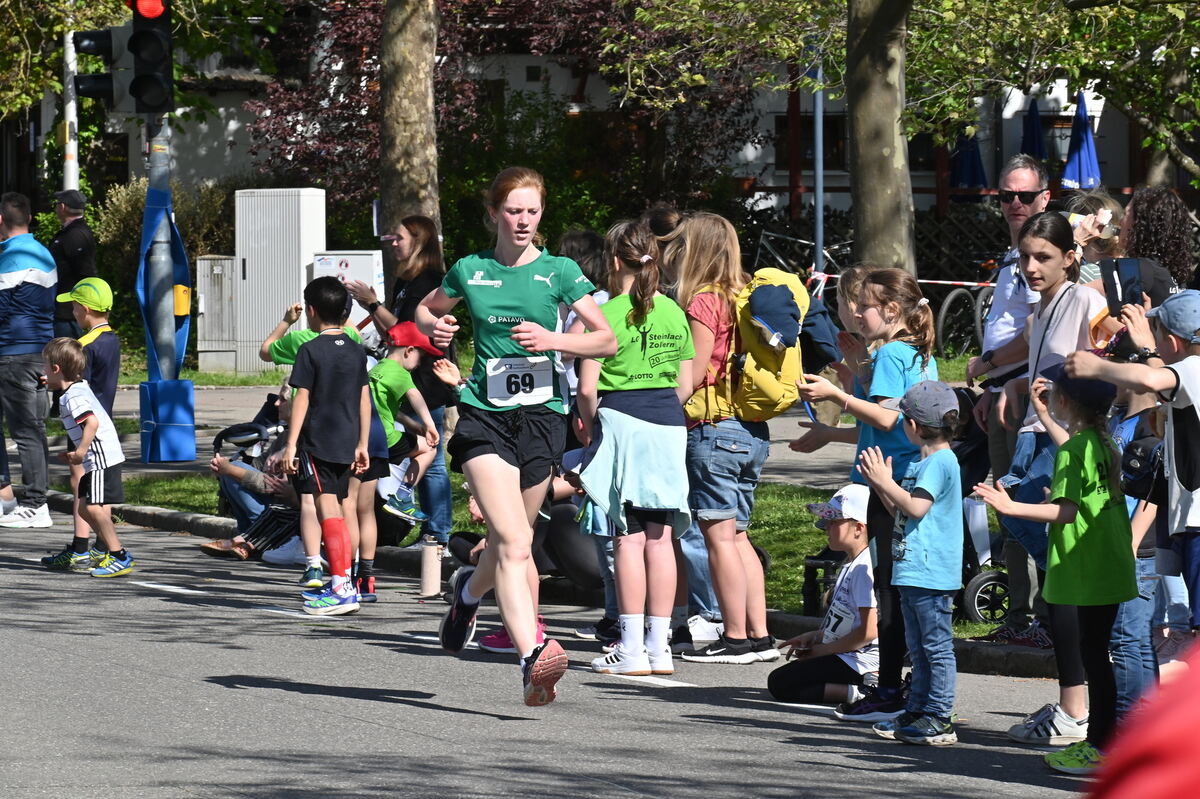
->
[[478, 616, 546, 654]]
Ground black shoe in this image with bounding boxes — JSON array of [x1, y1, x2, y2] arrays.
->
[[670, 624, 694, 654], [439, 566, 479, 653], [750, 635, 780, 662], [680, 634, 756, 664]]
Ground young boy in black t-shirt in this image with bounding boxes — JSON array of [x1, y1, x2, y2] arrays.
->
[[283, 276, 370, 616]]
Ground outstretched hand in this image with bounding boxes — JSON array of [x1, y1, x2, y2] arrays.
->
[[856, 446, 892, 487], [972, 481, 1014, 515], [796, 373, 840, 403], [789, 421, 831, 453]]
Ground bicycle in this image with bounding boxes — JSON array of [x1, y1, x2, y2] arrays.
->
[[754, 231, 854, 303], [929, 256, 1001, 360]]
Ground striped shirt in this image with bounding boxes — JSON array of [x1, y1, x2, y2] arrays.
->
[[60, 380, 125, 473]]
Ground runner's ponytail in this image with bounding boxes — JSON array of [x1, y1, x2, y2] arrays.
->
[[605, 219, 661, 326]]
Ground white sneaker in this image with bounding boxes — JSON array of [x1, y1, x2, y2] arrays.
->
[[647, 647, 673, 675], [0, 504, 52, 528], [1007, 702, 1088, 746], [687, 614, 724, 645], [591, 643, 652, 675]]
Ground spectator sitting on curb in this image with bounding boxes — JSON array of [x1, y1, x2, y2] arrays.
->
[[202, 377, 299, 559]]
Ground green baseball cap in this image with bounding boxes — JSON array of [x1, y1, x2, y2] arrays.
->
[[57, 276, 113, 312]]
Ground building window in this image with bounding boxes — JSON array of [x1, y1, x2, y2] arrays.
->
[[525, 65, 543, 83], [1048, 117, 1074, 163], [774, 113, 848, 172]]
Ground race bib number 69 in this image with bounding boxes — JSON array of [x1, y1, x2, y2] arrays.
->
[[486, 356, 554, 406]]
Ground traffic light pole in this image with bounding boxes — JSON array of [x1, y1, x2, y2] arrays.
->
[[146, 115, 176, 381], [63, 30, 80, 190]]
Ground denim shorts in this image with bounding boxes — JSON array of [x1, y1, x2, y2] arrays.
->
[[686, 418, 770, 530]]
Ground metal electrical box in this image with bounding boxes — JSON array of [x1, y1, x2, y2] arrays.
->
[[310, 250, 385, 330], [196, 255, 237, 372], [234, 188, 326, 373]]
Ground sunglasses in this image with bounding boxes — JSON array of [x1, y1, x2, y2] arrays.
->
[[997, 189, 1045, 205]]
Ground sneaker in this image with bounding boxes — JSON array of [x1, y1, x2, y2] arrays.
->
[[42, 547, 91, 572], [873, 710, 920, 740], [1044, 740, 1103, 775], [681, 634, 757, 664], [833, 686, 907, 722], [382, 493, 429, 523], [970, 623, 1021, 643], [301, 581, 333, 600], [90, 551, 134, 577], [479, 616, 546, 654], [648, 646, 673, 675], [669, 623, 694, 654], [751, 635, 781, 662], [88, 547, 107, 566], [356, 576, 377, 603], [1155, 629, 1193, 664], [1007, 702, 1088, 746], [302, 586, 360, 616], [574, 616, 618, 641], [1009, 620, 1055, 649], [299, 566, 324, 588], [523, 639, 569, 707], [439, 566, 479, 653], [591, 643, 652, 675], [688, 614, 724, 645], [896, 714, 958, 746], [0, 504, 52, 528]]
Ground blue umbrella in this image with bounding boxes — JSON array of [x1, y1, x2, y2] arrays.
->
[[1062, 90, 1101, 190], [1021, 98, 1047, 159], [950, 133, 987, 202]]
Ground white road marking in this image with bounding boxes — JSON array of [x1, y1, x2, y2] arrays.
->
[[402, 632, 479, 649], [568, 663, 699, 688], [131, 581, 209, 595], [256, 606, 311, 617]]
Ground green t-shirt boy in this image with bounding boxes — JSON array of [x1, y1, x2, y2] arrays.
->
[[368, 359, 417, 448], [269, 325, 363, 366], [1046, 427, 1138, 606], [596, 294, 694, 392], [442, 249, 593, 413]]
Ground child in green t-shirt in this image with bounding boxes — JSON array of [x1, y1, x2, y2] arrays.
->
[[373, 322, 441, 522], [975, 363, 1137, 776]]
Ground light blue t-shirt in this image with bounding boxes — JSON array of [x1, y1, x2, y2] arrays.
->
[[892, 447, 963, 591], [851, 341, 937, 482]]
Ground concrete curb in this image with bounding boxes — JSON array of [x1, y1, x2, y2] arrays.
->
[[48, 493, 1056, 679]]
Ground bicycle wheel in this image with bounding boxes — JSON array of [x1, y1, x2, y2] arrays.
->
[[937, 288, 976, 360], [974, 286, 994, 348]]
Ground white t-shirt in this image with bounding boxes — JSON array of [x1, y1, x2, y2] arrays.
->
[[982, 248, 1040, 359], [820, 547, 879, 675], [1020, 282, 1107, 432], [60, 380, 125, 472], [1163, 356, 1200, 533], [560, 289, 610, 398]]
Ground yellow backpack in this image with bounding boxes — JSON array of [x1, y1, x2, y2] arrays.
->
[[684, 267, 810, 423]]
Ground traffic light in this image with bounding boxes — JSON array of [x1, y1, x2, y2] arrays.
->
[[130, 0, 174, 114], [72, 25, 136, 113], [72, 1, 174, 115]]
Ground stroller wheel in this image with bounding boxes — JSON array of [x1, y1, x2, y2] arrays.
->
[[962, 570, 1009, 625]]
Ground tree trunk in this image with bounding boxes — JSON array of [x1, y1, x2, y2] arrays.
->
[[845, 0, 915, 273], [380, 0, 440, 283], [1145, 55, 1187, 187]]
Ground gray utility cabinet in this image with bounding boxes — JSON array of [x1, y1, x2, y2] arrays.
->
[[226, 188, 327, 374], [196, 255, 236, 372]]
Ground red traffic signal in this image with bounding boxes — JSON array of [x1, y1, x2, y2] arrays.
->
[[135, 0, 167, 18]]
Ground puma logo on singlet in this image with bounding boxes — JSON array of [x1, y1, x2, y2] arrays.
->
[[533, 274, 553, 287]]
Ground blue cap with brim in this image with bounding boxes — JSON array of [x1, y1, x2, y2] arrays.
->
[[1040, 361, 1116, 413], [1147, 289, 1200, 345]]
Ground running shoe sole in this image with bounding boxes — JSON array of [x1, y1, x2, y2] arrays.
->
[[896, 730, 958, 746], [524, 639, 569, 707], [302, 594, 360, 616]]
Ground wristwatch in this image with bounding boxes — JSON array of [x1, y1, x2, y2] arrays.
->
[[367, 301, 381, 313], [981, 349, 996, 369]]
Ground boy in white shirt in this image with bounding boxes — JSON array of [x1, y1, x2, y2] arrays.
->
[[40, 337, 132, 577]]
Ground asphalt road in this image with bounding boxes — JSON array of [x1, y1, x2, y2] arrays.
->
[[3, 516, 1086, 799]]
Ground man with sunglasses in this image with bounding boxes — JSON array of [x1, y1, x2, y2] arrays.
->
[[966, 153, 1050, 645]]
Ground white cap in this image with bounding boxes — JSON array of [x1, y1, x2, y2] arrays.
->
[[806, 484, 870, 529]]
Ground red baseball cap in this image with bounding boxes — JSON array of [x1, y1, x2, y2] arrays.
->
[[387, 321, 443, 356]]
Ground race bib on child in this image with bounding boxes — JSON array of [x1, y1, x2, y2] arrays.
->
[[485, 356, 554, 406]]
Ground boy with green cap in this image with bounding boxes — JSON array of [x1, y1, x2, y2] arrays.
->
[[58, 276, 120, 416]]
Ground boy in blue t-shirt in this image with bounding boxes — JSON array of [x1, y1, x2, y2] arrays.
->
[[858, 380, 963, 746]]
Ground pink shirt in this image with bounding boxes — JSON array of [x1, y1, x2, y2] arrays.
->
[[687, 290, 734, 389]]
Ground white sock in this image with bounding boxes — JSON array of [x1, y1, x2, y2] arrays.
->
[[645, 616, 671, 653], [305, 556, 321, 569], [460, 577, 481, 605], [619, 613, 645, 652], [332, 574, 352, 594]]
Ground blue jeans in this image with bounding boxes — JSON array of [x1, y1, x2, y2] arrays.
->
[[678, 520, 722, 622], [686, 418, 771, 529], [899, 586, 957, 719], [1155, 574, 1191, 632], [0, 353, 50, 508], [998, 431, 1055, 570], [591, 529, 618, 620], [218, 467, 269, 534], [1111, 556, 1159, 718], [1179, 531, 1200, 629], [418, 405, 452, 544]]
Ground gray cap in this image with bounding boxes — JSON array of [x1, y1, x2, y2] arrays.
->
[[882, 380, 959, 428], [1147, 289, 1200, 344], [54, 189, 87, 211]]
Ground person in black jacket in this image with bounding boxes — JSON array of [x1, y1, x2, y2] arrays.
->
[[49, 190, 96, 339]]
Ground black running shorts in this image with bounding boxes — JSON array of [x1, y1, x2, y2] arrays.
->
[[79, 464, 124, 507], [293, 452, 352, 500], [448, 403, 566, 490]]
